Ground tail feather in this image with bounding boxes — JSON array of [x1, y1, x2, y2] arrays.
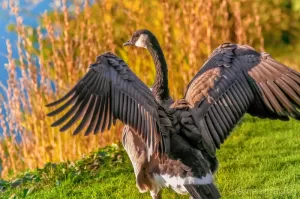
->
[[184, 183, 220, 199]]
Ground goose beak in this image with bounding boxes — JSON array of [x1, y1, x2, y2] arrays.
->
[[123, 40, 133, 46]]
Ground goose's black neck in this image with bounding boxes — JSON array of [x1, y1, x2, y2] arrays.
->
[[146, 37, 170, 103]]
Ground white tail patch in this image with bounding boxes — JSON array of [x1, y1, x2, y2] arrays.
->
[[153, 172, 212, 194]]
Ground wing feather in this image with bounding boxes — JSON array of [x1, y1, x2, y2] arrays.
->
[[94, 95, 106, 134], [73, 94, 97, 135], [85, 96, 101, 136], [51, 88, 87, 127], [223, 93, 240, 119], [47, 91, 78, 116], [217, 99, 234, 127], [236, 78, 253, 104], [211, 106, 227, 134], [47, 53, 170, 155], [60, 91, 92, 132], [184, 43, 300, 154], [205, 115, 221, 147], [275, 79, 300, 105], [234, 82, 249, 106], [214, 104, 230, 131], [281, 74, 300, 93]]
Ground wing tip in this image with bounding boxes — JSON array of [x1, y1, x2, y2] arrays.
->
[[47, 112, 55, 117], [51, 119, 65, 127], [72, 130, 80, 136], [46, 101, 58, 108], [59, 125, 69, 132], [51, 122, 59, 127]]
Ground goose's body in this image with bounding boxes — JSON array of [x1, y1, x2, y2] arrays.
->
[[122, 124, 218, 198], [47, 30, 300, 199]]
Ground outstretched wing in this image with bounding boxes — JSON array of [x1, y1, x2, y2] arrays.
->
[[184, 43, 300, 156], [47, 52, 170, 155]]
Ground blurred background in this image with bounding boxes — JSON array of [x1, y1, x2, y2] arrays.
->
[[0, 0, 299, 179]]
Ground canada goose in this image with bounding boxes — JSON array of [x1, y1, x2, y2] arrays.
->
[[47, 29, 300, 199]]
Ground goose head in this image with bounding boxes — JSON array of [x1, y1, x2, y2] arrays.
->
[[123, 29, 154, 49], [123, 29, 172, 105]]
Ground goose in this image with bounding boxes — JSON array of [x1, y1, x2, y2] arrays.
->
[[46, 29, 300, 199]]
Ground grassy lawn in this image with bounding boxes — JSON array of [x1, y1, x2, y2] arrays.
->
[[1, 115, 299, 199]]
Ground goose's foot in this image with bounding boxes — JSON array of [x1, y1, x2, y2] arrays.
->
[[150, 190, 162, 199]]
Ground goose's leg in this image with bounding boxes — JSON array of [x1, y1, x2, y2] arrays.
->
[[150, 190, 162, 199]]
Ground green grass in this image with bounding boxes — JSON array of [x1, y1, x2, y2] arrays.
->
[[1, 115, 300, 199]]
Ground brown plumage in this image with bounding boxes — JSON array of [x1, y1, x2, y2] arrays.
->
[[185, 43, 300, 156], [47, 30, 300, 199]]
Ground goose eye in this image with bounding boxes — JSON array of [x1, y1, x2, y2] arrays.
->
[[131, 34, 140, 43]]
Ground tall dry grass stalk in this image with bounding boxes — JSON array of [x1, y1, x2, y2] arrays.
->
[[0, 0, 298, 178]]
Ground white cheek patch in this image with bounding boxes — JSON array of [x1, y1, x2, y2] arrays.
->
[[135, 34, 147, 49]]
